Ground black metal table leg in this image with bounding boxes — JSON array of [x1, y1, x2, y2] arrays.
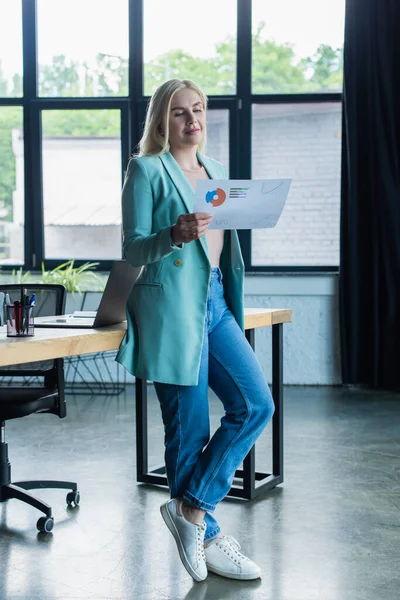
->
[[241, 443, 256, 499], [272, 323, 284, 482], [135, 377, 148, 481], [240, 329, 257, 499], [228, 325, 284, 499], [136, 377, 169, 486]]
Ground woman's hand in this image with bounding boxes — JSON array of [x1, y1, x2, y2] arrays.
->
[[171, 213, 213, 245]]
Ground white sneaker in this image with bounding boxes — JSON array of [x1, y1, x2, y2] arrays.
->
[[160, 498, 207, 582], [205, 535, 261, 580]]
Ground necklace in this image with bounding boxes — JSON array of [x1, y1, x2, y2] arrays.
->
[[181, 166, 204, 172]]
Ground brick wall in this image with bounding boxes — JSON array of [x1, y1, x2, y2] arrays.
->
[[251, 103, 341, 266], [208, 103, 342, 267]]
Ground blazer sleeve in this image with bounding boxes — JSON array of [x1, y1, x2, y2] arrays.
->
[[121, 158, 183, 267]]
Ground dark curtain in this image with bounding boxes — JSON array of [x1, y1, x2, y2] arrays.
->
[[340, 0, 400, 388]]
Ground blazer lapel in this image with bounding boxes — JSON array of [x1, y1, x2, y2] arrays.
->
[[196, 152, 220, 179], [159, 152, 194, 215]]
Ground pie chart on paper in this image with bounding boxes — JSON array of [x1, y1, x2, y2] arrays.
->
[[205, 188, 227, 207]]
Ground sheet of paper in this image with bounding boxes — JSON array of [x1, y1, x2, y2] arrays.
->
[[194, 179, 291, 229]]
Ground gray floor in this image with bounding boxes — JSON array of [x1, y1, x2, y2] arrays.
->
[[0, 385, 399, 600]]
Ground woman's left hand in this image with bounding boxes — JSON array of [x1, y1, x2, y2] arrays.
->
[[171, 212, 213, 245]]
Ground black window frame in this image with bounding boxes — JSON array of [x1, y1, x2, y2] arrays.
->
[[0, 0, 342, 273]]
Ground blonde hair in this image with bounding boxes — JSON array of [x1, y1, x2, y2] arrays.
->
[[138, 79, 208, 157]]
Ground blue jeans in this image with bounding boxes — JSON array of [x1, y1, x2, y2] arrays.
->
[[154, 267, 275, 542]]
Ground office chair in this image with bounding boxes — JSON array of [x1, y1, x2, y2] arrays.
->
[[0, 284, 80, 533]]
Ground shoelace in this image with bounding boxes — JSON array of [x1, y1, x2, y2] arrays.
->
[[196, 523, 206, 562], [224, 535, 241, 550], [216, 535, 249, 566]]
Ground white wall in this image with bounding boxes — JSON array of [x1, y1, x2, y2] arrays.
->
[[244, 273, 341, 385]]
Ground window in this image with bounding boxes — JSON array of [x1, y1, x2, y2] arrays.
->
[[251, 103, 341, 266], [205, 110, 229, 171], [143, 0, 237, 96], [2, 1, 345, 272], [0, 2, 23, 98], [252, 0, 345, 94], [247, 0, 345, 269], [41, 110, 122, 259], [37, 0, 129, 97], [0, 107, 24, 265]]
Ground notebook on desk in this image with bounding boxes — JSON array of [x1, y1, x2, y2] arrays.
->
[[35, 260, 141, 329]]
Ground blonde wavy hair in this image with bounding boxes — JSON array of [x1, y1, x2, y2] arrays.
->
[[138, 79, 208, 157]]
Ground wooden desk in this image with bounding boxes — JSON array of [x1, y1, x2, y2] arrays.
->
[[0, 321, 127, 367], [0, 309, 290, 366], [0, 307, 292, 501]]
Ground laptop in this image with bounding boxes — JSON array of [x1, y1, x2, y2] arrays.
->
[[35, 260, 141, 329]]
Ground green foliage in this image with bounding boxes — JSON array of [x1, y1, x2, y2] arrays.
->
[[10, 266, 32, 284], [300, 44, 344, 91], [144, 49, 224, 96], [39, 55, 81, 97], [252, 24, 343, 93], [42, 109, 120, 137], [252, 24, 312, 94], [95, 53, 128, 96], [40, 260, 105, 293], [144, 41, 237, 96], [38, 53, 128, 98], [7, 260, 106, 293]]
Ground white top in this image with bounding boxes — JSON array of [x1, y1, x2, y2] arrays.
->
[[183, 166, 224, 268]]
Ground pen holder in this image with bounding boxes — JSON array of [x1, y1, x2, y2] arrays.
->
[[5, 304, 35, 337]]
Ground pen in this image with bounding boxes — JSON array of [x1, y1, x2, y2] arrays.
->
[[24, 293, 35, 333], [6, 303, 14, 330], [14, 300, 21, 334], [5, 293, 11, 305], [0, 292, 4, 326]]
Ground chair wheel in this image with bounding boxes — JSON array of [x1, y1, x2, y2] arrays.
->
[[37, 516, 54, 533], [66, 491, 80, 506]]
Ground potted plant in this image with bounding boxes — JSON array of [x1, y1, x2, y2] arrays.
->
[[8, 260, 106, 313], [40, 261, 106, 313]]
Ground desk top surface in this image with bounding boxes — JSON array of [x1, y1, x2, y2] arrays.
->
[[0, 308, 291, 367]]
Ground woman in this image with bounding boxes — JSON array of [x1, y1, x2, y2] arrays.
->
[[116, 79, 274, 582]]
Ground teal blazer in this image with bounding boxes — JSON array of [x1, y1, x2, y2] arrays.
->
[[116, 151, 245, 385]]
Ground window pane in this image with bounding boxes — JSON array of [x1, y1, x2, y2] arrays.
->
[[37, 0, 128, 97], [0, 107, 24, 265], [206, 110, 229, 171], [41, 110, 122, 259], [0, 2, 23, 98], [252, 0, 345, 94], [251, 103, 341, 266], [144, 0, 237, 96]]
